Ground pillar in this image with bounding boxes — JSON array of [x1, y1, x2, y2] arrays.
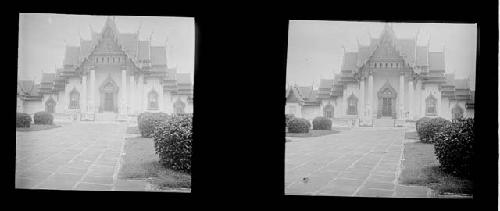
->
[[399, 73, 405, 119], [121, 69, 127, 115], [82, 75, 87, 113], [408, 79, 414, 120], [138, 74, 144, 112], [158, 80, 164, 112], [89, 69, 95, 113], [368, 72, 374, 120], [129, 74, 135, 114], [359, 77, 365, 121], [416, 79, 422, 118]]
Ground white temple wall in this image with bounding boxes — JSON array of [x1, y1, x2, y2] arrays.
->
[[372, 72, 399, 116], [343, 83, 360, 117], [94, 67, 122, 111], [143, 78, 162, 112], [23, 101, 43, 115], [285, 102, 301, 118], [301, 105, 321, 121], [421, 84, 441, 117]]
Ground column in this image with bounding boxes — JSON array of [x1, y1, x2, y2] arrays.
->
[[399, 73, 405, 119], [368, 73, 374, 120], [138, 74, 144, 112], [158, 80, 164, 112], [82, 75, 87, 113], [129, 74, 135, 114], [416, 79, 422, 118], [408, 79, 414, 120], [359, 77, 365, 122], [121, 69, 127, 115], [89, 69, 96, 113]]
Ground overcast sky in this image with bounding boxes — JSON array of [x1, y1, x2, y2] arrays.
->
[[286, 21, 477, 88], [18, 13, 194, 83]]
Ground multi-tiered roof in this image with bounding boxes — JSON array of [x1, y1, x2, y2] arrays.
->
[[18, 16, 193, 102], [287, 23, 474, 108]]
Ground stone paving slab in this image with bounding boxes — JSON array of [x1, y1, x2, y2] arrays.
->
[[285, 127, 434, 198], [15, 121, 153, 191]]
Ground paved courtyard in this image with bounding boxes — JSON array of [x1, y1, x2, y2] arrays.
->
[[285, 127, 431, 197], [16, 121, 149, 191]]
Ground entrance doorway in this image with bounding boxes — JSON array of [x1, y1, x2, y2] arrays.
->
[[382, 97, 392, 116], [104, 92, 114, 112]]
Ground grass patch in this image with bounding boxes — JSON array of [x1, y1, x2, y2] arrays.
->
[[16, 124, 60, 131], [118, 136, 191, 189], [399, 141, 473, 195], [286, 129, 340, 138], [126, 126, 140, 134], [405, 131, 419, 140]]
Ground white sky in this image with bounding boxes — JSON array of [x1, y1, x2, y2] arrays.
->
[[18, 13, 195, 83], [286, 20, 477, 88]]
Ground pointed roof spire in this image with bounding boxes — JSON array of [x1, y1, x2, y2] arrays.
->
[[356, 37, 360, 48]]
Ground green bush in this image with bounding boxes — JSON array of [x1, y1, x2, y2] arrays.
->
[[434, 118, 474, 178], [288, 118, 310, 133], [312, 116, 332, 130], [34, 111, 53, 125], [138, 112, 170, 138], [152, 114, 192, 173], [16, 113, 31, 128], [416, 117, 431, 132], [417, 117, 451, 143], [285, 114, 295, 127]]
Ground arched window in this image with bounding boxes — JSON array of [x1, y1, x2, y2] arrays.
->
[[148, 90, 159, 110], [347, 94, 358, 115], [425, 95, 437, 116], [174, 99, 186, 115], [69, 89, 80, 109], [323, 104, 334, 118], [45, 97, 56, 113], [452, 104, 464, 122]]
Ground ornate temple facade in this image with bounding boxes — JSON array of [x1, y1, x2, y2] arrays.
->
[[17, 17, 193, 121], [285, 23, 474, 127]]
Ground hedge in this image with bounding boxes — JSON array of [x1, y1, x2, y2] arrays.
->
[[152, 114, 192, 173], [16, 113, 31, 128], [287, 118, 310, 133], [138, 112, 170, 138], [416, 117, 431, 132], [434, 118, 474, 178], [34, 111, 53, 125], [417, 117, 451, 143], [312, 116, 332, 130], [285, 114, 295, 128]]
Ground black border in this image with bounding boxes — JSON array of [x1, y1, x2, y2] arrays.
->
[[9, 1, 498, 209]]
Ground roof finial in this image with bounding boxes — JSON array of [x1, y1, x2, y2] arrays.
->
[[341, 45, 346, 53], [415, 28, 420, 42], [356, 37, 360, 48], [149, 30, 154, 42], [427, 34, 431, 47], [137, 20, 143, 34]]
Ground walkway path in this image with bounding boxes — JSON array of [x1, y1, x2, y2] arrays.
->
[[285, 127, 432, 197], [16, 121, 149, 191]]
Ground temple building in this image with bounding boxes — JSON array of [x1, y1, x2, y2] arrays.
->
[[285, 23, 474, 127], [17, 17, 193, 121]]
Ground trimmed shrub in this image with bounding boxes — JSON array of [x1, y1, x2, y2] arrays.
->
[[287, 118, 310, 133], [16, 113, 31, 128], [434, 118, 474, 178], [285, 114, 295, 127], [312, 116, 332, 130], [152, 114, 192, 173], [34, 111, 53, 125], [417, 117, 451, 143], [416, 117, 431, 132], [138, 112, 170, 138]]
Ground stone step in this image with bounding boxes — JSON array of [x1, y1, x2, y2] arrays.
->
[[373, 118, 395, 127], [94, 112, 118, 121]]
